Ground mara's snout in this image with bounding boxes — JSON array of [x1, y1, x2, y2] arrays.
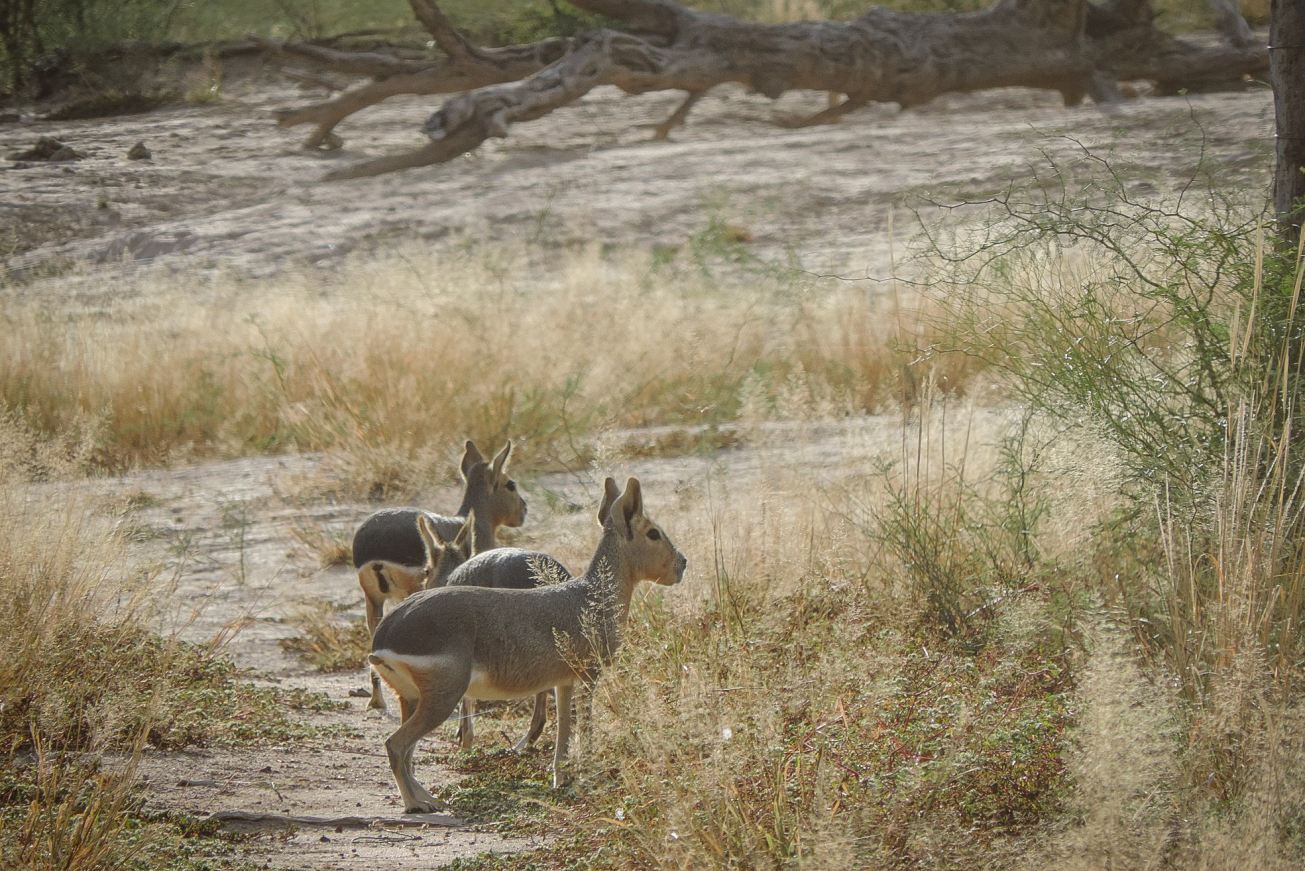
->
[[664, 552, 688, 585]]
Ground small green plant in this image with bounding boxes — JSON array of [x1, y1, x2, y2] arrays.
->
[[280, 603, 371, 673], [0, 745, 150, 871], [863, 396, 1051, 642], [0, 743, 257, 871], [438, 749, 555, 826], [923, 155, 1289, 508]]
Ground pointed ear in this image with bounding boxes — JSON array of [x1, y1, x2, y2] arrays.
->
[[461, 440, 485, 479], [598, 477, 621, 526], [491, 440, 513, 478], [453, 510, 476, 559], [615, 478, 643, 539], [417, 514, 442, 567]]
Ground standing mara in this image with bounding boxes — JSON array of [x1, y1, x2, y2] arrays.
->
[[369, 477, 687, 810], [353, 440, 526, 709], [417, 512, 573, 752]]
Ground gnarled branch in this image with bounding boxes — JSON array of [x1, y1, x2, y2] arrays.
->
[[255, 0, 1266, 178]]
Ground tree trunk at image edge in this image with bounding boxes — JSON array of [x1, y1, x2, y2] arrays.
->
[[1272, 0, 1305, 249]]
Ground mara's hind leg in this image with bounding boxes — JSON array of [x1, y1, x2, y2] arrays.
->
[[514, 691, 549, 752], [552, 683, 575, 789], [456, 698, 475, 751], [369, 668, 388, 711], [382, 667, 469, 813], [360, 568, 389, 711]]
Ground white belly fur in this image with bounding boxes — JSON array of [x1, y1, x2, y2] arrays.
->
[[465, 666, 571, 701]]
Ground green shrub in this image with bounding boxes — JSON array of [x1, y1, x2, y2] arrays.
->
[[0, 0, 177, 96], [925, 156, 1305, 806]]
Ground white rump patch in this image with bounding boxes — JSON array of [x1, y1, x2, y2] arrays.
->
[[369, 650, 459, 699]]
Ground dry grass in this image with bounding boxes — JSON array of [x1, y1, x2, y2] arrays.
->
[[406, 412, 1081, 868], [280, 603, 372, 672], [1, 745, 150, 871], [1, 243, 976, 494], [410, 227, 1305, 868]]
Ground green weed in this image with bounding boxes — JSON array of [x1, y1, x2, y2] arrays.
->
[[280, 604, 371, 673]]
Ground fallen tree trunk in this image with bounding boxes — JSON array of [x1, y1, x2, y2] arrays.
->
[[261, 0, 1268, 180], [253, 33, 572, 150]]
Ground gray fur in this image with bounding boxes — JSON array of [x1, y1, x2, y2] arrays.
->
[[445, 547, 571, 590], [353, 508, 459, 570]]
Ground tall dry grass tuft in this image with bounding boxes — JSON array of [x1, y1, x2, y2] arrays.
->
[[1029, 617, 1182, 870], [0, 414, 148, 749], [0, 415, 344, 869], [1, 738, 151, 871], [2, 244, 983, 492], [0, 417, 166, 866]]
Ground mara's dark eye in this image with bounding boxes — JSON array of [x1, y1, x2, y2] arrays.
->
[[647, 528, 661, 541], [506, 481, 517, 491]]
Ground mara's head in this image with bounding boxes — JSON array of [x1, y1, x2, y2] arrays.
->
[[461, 440, 527, 528], [599, 477, 687, 586], [418, 512, 474, 588]]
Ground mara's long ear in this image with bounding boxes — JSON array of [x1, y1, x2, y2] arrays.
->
[[452, 510, 476, 559], [598, 477, 621, 527], [461, 440, 485, 479], [417, 514, 443, 567], [615, 477, 643, 539], [491, 440, 513, 478]]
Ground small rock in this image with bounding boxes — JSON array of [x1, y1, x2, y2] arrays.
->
[[8, 135, 64, 161], [127, 141, 151, 160], [48, 145, 83, 162]]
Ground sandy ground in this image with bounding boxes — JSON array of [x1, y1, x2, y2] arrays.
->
[[1, 49, 1278, 868], [1, 57, 1275, 285]]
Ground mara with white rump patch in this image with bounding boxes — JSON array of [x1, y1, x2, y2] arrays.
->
[[417, 512, 574, 753], [353, 440, 527, 709], [369, 477, 687, 811]]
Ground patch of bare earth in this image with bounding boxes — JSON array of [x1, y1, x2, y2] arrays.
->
[[94, 416, 959, 867]]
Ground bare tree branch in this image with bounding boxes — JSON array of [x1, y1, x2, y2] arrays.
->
[[255, 34, 571, 149], [407, 0, 483, 62]]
